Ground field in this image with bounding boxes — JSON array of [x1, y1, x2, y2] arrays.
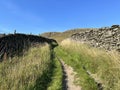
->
[[0, 44, 62, 90], [0, 34, 120, 90], [55, 39, 120, 90]]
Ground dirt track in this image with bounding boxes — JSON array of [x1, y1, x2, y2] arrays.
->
[[60, 59, 81, 90]]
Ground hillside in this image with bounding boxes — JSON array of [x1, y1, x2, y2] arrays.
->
[[41, 28, 96, 43], [41, 25, 120, 52], [56, 39, 120, 90], [41, 25, 120, 90], [0, 25, 120, 90]]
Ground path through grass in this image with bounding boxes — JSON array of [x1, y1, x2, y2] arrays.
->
[[0, 44, 62, 90], [55, 39, 120, 90]]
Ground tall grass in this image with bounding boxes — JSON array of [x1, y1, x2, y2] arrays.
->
[[47, 55, 63, 90], [0, 44, 62, 90], [56, 39, 120, 90]]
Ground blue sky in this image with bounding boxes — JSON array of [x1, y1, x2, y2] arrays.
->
[[0, 0, 120, 34]]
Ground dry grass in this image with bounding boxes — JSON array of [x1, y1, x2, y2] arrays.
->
[[60, 39, 120, 90], [41, 28, 93, 43], [0, 44, 51, 90]]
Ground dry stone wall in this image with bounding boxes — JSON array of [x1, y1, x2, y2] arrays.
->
[[71, 25, 120, 51], [0, 33, 58, 61]]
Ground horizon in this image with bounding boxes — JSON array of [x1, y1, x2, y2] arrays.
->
[[0, 0, 120, 34], [0, 26, 114, 35]]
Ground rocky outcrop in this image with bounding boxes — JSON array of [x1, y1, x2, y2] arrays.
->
[[0, 33, 58, 61], [71, 25, 120, 51]]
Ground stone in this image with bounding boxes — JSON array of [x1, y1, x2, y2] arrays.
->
[[70, 25, 120, 52]]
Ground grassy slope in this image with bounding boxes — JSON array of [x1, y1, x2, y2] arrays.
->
[[55, 44, 98, 90], [41, 28, 93, 43], [55, 39, 120, 90], [0, 45, 62, 90]]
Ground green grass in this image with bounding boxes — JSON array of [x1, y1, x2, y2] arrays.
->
[[55, 39, 120, 90], [55, 46, 98, 90], [0, 44, 62, 90], [47, 54, 63, 90]]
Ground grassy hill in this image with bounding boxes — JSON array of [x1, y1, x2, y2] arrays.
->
[[0, 26, 120, 90], [55, 39, 120, 90], [41, 28, 95, 43], [41, 26, 120, 90]]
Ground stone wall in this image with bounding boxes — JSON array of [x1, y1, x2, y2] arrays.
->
[[71, 25, 120, 51], [0, 33, 58, 61]]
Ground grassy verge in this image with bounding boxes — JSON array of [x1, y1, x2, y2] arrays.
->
[[0, 44, 62, 90], [55, 46, 98, 90], [55, 39, 120, 90], [47, 53, 62, 90]]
